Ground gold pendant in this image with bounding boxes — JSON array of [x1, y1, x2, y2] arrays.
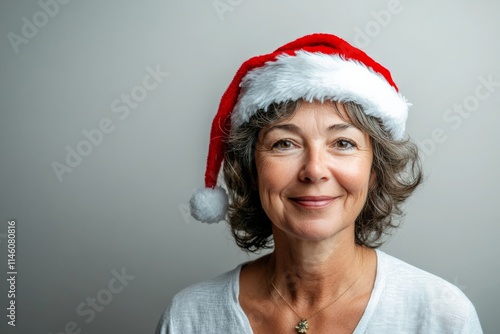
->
[[295, 319, 308, 333]]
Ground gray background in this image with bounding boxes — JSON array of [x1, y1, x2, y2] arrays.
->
[[1, 0, 499, 333]]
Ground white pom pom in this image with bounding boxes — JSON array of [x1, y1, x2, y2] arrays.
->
[[189, 187, 228, 224]]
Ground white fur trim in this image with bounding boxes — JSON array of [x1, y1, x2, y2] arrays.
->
[[189, 186, 228, 224], [232, 51, 410, 140]]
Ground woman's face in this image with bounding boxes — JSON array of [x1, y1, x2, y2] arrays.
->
[[254, 101, 374, 243]]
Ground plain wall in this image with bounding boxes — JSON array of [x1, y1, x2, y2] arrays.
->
[[0, 0, 499, 333]]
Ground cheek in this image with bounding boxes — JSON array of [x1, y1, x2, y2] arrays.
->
[[257, 159, 287, 193], [256, 155, 298, 197], [334, 157, 373, 194]]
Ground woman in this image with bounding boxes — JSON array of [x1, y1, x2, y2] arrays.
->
[[156, 33, 482, 333]]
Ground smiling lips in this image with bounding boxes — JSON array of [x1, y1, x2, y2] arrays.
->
[[289, 196, 337, 208]]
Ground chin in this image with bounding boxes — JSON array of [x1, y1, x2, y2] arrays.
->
[[280, 216, 353, 243]]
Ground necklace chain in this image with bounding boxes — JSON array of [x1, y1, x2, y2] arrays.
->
[[269, 256, 365, 333]]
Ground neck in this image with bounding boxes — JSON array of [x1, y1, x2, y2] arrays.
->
[[268, 230, 369, 308]]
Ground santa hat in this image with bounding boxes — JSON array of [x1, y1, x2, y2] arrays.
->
[[190, 33, 410, 224]]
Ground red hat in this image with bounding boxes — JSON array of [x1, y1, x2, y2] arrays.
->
[[190, 33, 410, 223]]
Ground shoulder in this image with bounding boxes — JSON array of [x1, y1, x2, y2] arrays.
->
[[377, 250, 466, 301], [169, 265, 241, 318], [178, 266, 238, 297], [368, 250, 482, 333], [155, 264, 250, 334]]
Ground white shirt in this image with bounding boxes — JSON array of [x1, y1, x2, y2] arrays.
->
[[156, 250, 482, 333]]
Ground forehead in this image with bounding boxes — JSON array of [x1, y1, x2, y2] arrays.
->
[[268, 100, 354, 130], [258, 100, 370, 142], [290, 100, 351, 121]]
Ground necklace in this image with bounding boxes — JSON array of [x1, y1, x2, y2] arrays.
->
[[269, 258, 365, 334]]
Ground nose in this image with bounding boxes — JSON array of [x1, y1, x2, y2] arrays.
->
[[298, 146, 330, 183]]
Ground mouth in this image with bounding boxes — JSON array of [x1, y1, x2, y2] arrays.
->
[[288, 196, 337, 209]]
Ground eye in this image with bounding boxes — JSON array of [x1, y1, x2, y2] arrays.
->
[[272, 139, 295, 150], [334, 139, 356, 150]]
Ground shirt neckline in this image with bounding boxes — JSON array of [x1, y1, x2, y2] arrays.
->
[[231, 249, 387, 333]]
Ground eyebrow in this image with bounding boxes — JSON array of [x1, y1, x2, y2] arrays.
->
[[262, 122, 356, 137]]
